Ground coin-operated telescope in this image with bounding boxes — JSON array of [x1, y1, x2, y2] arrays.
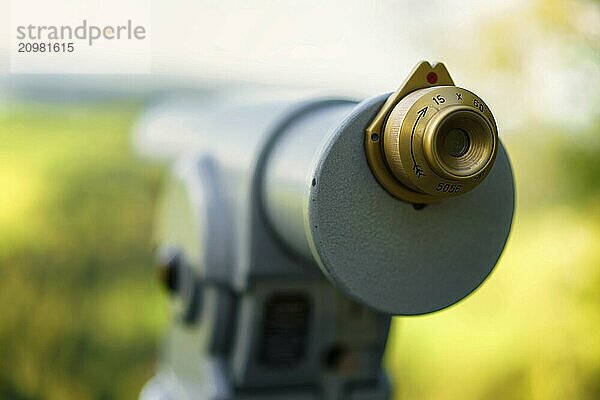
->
[[136, 61, 514, 400]]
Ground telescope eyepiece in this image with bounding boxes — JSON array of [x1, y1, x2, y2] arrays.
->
[[381, 87, 498, 201], [366, 63, 498, 204], [423, 105, 496, 181]]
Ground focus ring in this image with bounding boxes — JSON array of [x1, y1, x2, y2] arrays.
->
[[383, 87, 438, 192], [382, 86, 498, 199]]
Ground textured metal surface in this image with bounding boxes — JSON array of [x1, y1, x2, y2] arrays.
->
[[263, 101, 357, 259], [305, 94, 514, 315]]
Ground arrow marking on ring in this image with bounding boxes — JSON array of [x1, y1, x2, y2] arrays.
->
[[411, 106, 428, 178]]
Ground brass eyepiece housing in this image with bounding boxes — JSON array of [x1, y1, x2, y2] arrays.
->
[[365, 62, 498, 204], [424, 108, 490, 178]]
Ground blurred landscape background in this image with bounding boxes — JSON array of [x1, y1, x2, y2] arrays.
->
[[0, 0, 598, 399]]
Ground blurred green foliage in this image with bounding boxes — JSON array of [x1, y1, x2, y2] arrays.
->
[[0, 104, 166, 399]]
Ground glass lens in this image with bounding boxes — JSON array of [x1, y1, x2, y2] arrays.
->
[[442, 128, 470, 157]]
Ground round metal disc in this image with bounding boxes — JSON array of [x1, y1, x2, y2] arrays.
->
[[305, 94, 514, 315]]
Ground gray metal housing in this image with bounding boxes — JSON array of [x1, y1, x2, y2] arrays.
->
[[135, 90, 514, 399]]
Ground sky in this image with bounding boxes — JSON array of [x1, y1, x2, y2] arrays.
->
[[0, 0, 598, 132]]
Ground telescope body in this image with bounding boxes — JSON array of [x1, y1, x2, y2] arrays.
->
[[136, 84, 514, 399]]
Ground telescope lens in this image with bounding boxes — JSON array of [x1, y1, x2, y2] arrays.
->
[[376, 86, 498, 202], [442, 128, 470, 158], [428, 109, 494, 179]]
